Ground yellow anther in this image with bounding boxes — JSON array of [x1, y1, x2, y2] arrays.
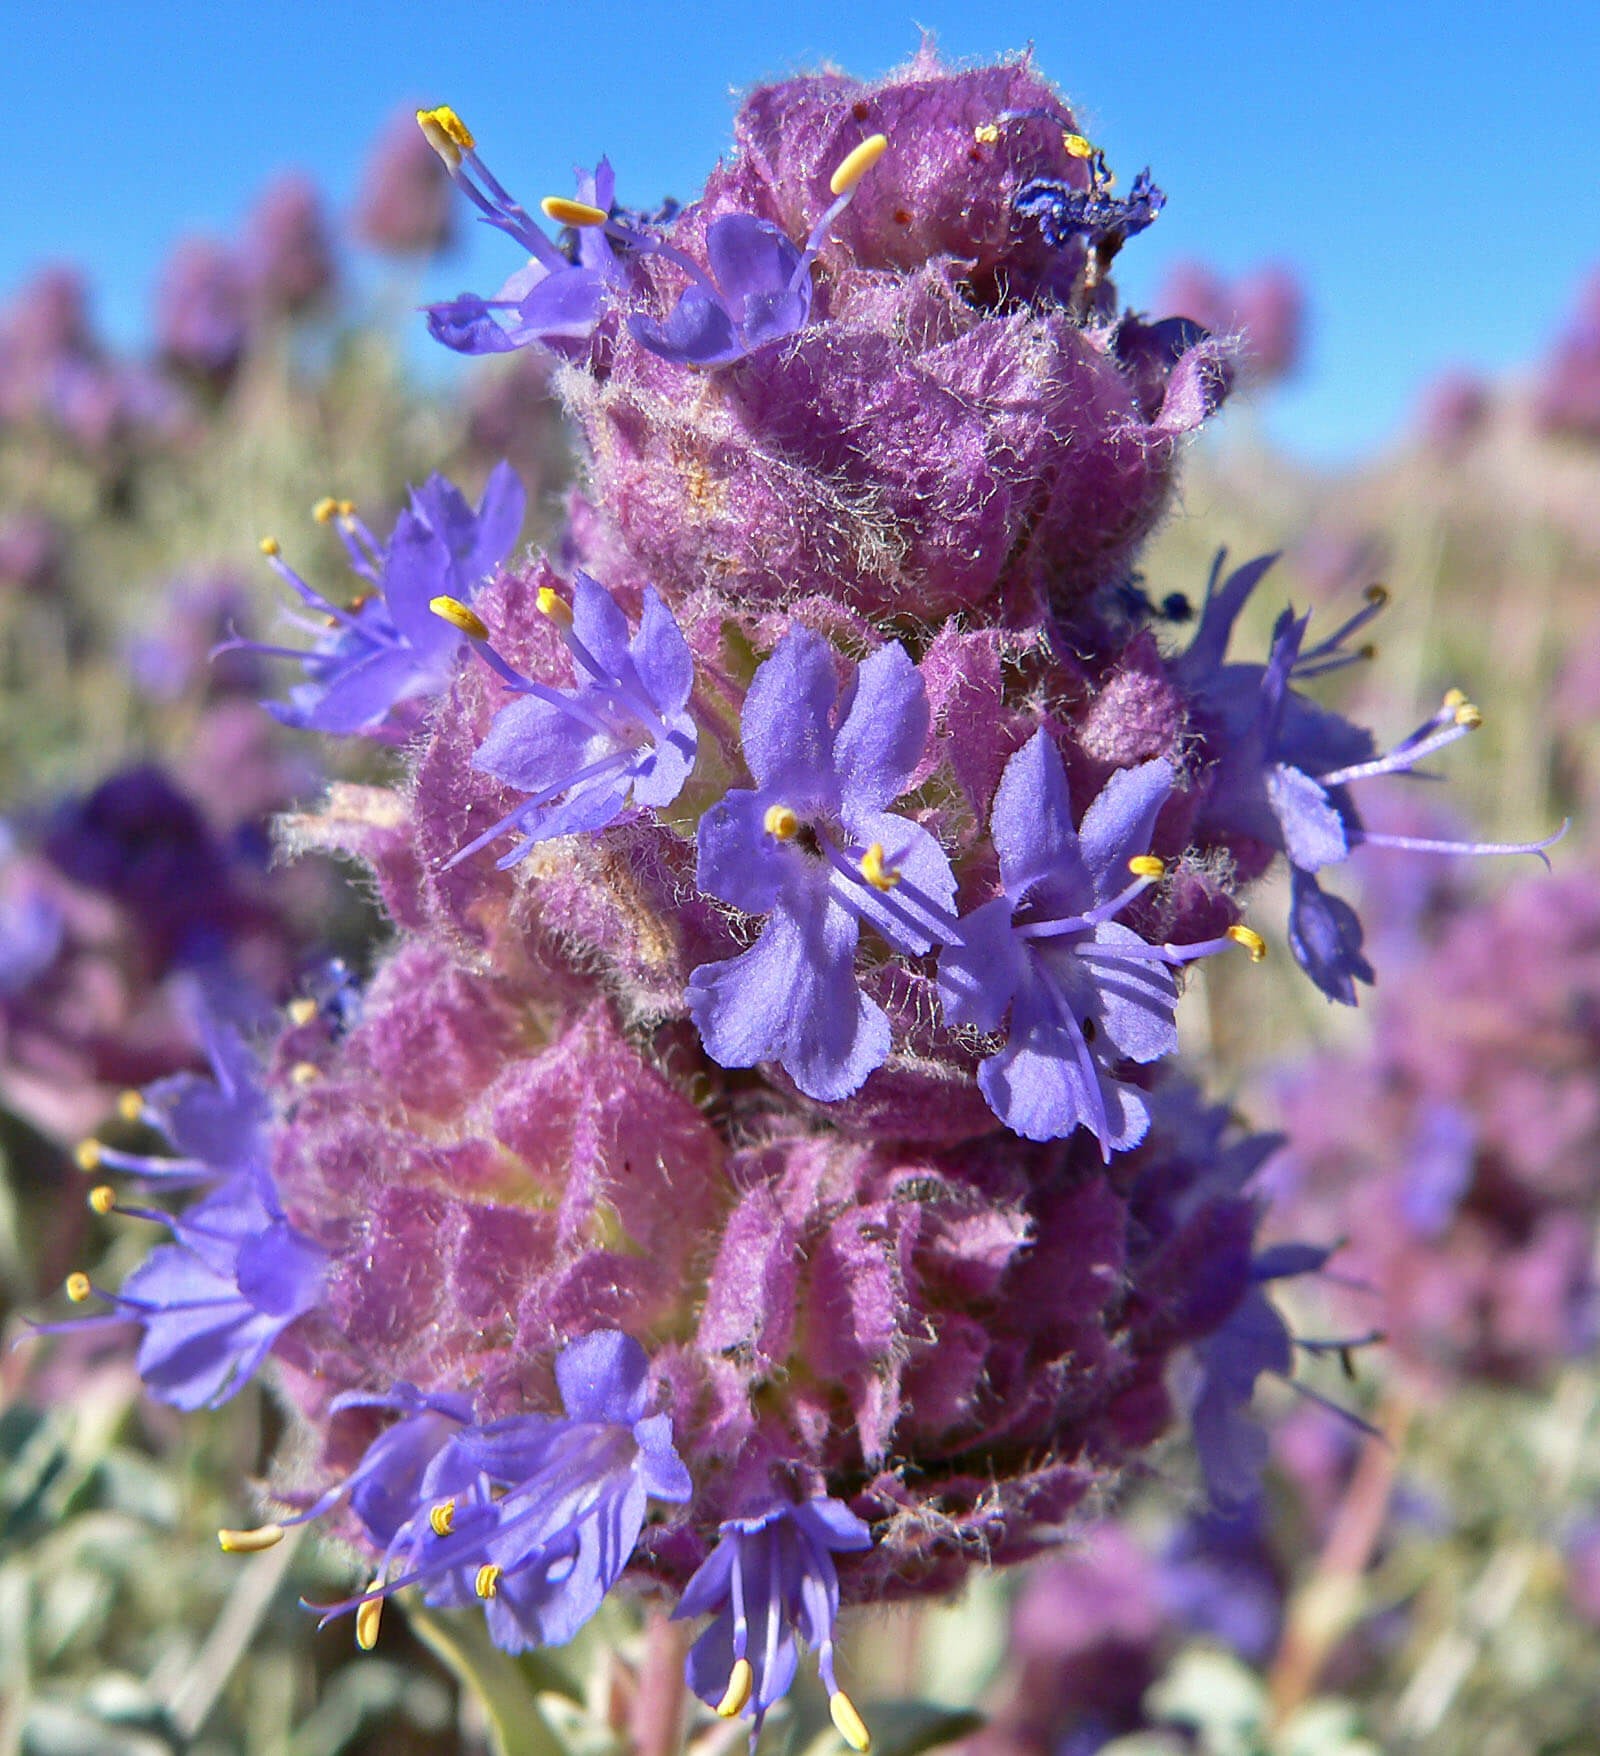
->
[[218, 1522, 285, 1554], [1062, 132, 1095, 159], [259, 536, 281, 558], [355, 1588, 384, 1651], [1364, 583, 1389, 606], [1443, 687, 1481, 727], [1227, 924, 1267, 963], [764, 804, 800, 841], [542, 195, 608, 228], [430, 594, 490, 640], [117, 1088, 145, 1121], [290, 1061, 320, 1087], [287, 997, 318, 1027], [75, 1138, 103, 1173], [829, 133, 888, 197], [830, 1690, 872, 1753], [715, 1657, 754, 1718], [536, 585, 574, 627], [973, 123, 1000, 145], [88, 1185, 117, 1216], [475, 1563, 502, 1599], [312, 496, 340, 525], [1128, 854, 1166, 879], [65, 1272, 92, 1303], [859, 842, 900, 892], [429, 1499, 456, 1537], [337, 499, 356, 519], [417, 105, 474, 170]]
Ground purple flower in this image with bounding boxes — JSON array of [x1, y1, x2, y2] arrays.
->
[[1183, 553, 1560, 1003], [311, 1332, 691, 1654], [937, 734, 1254, 1156], [230, 464, 525, 739], [1015, 135, 1165, 256], [1155, 260, 1306, 387], [676, 1496, 874, 1751], [1532, 268, 1600, 441], [100, 1006, 273, 1186], [41, 765, 254, 972], [443, 571, 698, 866], [42, 1015, 325, 1409], [687, 628, 957, 1102], [417, 107, 622, 357], [627, 134, 887, 367], [1156, 1501, 1284, 1665], [91, 1175, 326, 1410]]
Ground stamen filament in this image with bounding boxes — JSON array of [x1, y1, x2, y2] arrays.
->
[[1317, 716, 1476, 787], [1293, 585, 1389, 670], [1356, 824, 1565, 863], [440, 749, 640, 870]]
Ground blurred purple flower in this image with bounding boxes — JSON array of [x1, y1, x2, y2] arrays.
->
[[354, 105, 457, 257], [1533, 269, 1600, 441], [241, 174, 337, 317], [155, 237, 252, 376], [232, 464, 525, 738], [1156, 260, 1306, 386], [0, 834, 64, 998], [0, 512, 65, 594]]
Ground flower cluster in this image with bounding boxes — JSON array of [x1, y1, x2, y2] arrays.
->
[[28, 48, 1554, 1748]]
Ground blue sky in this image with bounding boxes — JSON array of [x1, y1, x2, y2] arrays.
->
[[7, 0, 1597, 463]]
